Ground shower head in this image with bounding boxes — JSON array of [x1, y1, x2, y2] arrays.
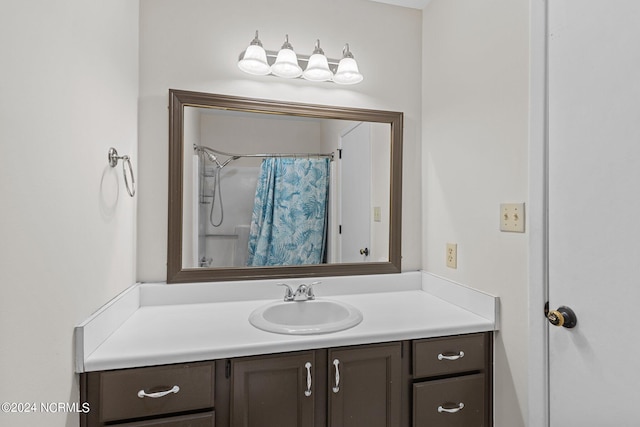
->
[[205, 152, 220, 164], [201, 149, 223, 168], [195, 145, 239, 169]]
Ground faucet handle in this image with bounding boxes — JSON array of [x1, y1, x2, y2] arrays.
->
[[306, 281, 321, 300], [277, 283, 294, 301]]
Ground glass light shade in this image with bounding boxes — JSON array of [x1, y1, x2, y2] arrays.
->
[[333, 57, 363, 85], [303, 53, 333, 82], [271, 48, 302, 78], [238, 45, 270, 76]]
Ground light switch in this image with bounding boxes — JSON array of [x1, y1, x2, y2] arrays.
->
[[500, 203, 525, 233], [373, 206, 381, 222]]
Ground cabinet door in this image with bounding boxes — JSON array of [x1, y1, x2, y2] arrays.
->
[[328, 343, 402, 427], [230, 351, 315, 427]]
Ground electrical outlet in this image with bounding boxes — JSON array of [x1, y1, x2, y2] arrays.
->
[[446, 243, 457, 269], [500, 203, 525, 233]]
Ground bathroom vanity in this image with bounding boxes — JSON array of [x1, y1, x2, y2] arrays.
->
[[81, 334, 490, 427], [76, 272, 497, 427], [75, 92, 497, 426]]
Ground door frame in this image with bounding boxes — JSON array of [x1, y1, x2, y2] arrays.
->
[[528, 0, 550, 426]]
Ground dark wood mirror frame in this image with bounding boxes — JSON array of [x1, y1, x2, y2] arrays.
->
[[167, 89, 402, 283]]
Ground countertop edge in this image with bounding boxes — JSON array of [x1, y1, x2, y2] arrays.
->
[[74, 285, 141, 372], [83, 322, 494, 372]]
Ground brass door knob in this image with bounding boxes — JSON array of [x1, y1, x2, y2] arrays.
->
[[359, 248, 369, 256], [547, 305, 577, 328]]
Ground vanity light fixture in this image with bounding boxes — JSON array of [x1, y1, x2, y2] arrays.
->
[[237, 31, 271, 76], [271, 35, 303, 78], [238, 31, 363, 85], [333, 44, 363, 85], [302, 40, 333, 82]]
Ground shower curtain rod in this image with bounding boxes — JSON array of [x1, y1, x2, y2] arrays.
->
[[194, 144, 334, 166]]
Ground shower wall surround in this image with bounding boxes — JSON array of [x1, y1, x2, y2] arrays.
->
[[197, 165, 259, 268]]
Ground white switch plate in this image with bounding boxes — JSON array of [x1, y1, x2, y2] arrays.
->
[[500, 203, 525, 233], [446, 243, 457, 269], [373, 206, 381, 222]]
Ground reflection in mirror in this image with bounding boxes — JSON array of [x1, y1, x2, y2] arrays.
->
[[182, 108, 390, 269], [168, 90, 402, 283]]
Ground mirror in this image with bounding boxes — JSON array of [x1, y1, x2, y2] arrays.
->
[[168, 90, 402, 283]]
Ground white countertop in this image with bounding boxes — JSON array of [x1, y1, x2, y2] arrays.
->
[[76, 272, 498, 372]]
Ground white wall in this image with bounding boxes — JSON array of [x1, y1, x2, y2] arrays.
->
[[0, 1, 533, 426], [200, 113, 324, 167], [0, 1, 139, 426], [421, 1, 530, 426], [136, 0, 423, 281]]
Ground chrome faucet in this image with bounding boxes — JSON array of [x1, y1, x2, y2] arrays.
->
[[278, 282, 321, 301], [277, 283, 294, 301]]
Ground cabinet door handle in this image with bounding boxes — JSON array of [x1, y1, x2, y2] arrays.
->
[[332, 359, 340, 393], [137, 385, 180, 399], [438, 402, 465, 413], [304, 362, 312, 397], [438, 351, 465, 361]]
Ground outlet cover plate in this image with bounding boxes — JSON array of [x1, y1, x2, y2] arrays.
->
[[446, 243, 457, 268], [500, 203, 525, 233]]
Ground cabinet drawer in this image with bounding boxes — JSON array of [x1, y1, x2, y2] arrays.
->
[[413, 334, 486, 378], [413, 374, 485, 427], [117, 411, 214, 426], [97, 362, 215, 423]]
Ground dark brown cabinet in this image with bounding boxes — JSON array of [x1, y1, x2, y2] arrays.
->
[[413, 374, 485, 427], [229, 351, 316, 427], [226, 343, 402, 427], [80, 361, 215, 427], [328, 343, 402, 427], [412, 333, 491, 427], [80, 333, 491, 427], [117, 412, 215, 426]]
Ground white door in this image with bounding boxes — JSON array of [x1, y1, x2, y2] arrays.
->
[[548, 1, 640, 425], [340, 123, 371, 263]]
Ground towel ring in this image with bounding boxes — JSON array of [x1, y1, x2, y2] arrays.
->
[[108, 147, 136, 197]]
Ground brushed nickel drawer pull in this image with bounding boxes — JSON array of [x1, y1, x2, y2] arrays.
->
[[304, 362, 312, 397], [332, 359, 340, 393], [438, 402, 465, 413], [438, 351, 465, 361], [137, 385, 180, 399]]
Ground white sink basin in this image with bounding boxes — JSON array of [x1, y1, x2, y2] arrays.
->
[[249, 299, 363, 335]]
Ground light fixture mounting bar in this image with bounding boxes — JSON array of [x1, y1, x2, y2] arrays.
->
[[238, 50, 341, 71]]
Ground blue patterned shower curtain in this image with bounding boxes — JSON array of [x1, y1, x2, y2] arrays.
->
[[247, 158, 330, 266]]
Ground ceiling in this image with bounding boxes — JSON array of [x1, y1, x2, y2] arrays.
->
[[367, 0, 431, 10]]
